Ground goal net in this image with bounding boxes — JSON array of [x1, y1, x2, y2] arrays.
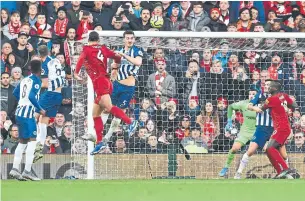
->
[[70, 31, 305, 180]]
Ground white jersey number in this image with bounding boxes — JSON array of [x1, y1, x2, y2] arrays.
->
[[97, 50, 104, 62]]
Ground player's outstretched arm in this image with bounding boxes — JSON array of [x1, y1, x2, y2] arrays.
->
[[75, 51, 86, 76], [28, 82, 44, 115], [102, 46, 122, 64], [13, 83, 21, 101], [115, 50, 143, 66]]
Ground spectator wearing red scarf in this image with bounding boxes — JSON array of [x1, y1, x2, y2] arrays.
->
[[2, 11, 21, 40], [236, 8, 252, 32], [30, 13, 51, 36], [54, 6, 69, 38], [76, 11, 93, 41]]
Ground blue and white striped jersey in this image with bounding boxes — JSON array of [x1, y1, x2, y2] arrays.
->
[[13, 74, 42, 118], [47, 58, 65, 91], [250, 91, 273, 127], [117, 45, 143, 81], [41, 56, 52, 78]]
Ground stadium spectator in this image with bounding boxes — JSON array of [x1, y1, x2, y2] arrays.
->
[[91, 1, 115, 30], [47, 112, 66, 139], [134, 98, 156, 121], [229, 66, 251, 102], [146, 58, 176, 108], [67, 1, 81, 30], [156, 98, 179, 133], [203, 59, 231, 102], [207, 7, 227, 32], [11, 32, 35, 76], [213, 39, 231, 72], [181, 123, 208, 153], [131, 1, 142, 19], [58, 121, 72, 153], [2, 11, 21, 40], [54, 6, 70, 39], [76, 10, 93, 40], [166, 3, 188, 31], [199, 49, 212, 72], [127, 8, 151, 31], [138, 110, 149, 127], [236, 8, 252, 32], [250, 7, 260, 23], [30, 13, 52, 37], [0, 110, 13, 141], [252, 22, 265, 32], [5, 53, 22, 73], [179, 1, 191, 19], [287, 130, 305, 152], [23, 3, 38, 27], [175, 115, 191, 141], [1, 8, 10, 27], [37, 30, 53, 51], [196, 102, 220, 149], [1, 124, 19, 154], [143, 134, 163, 153], [230, 1, 265, 23], [298, 18, 305, 32], [1, 72, 17, 122], [218, 1, 230, 26], [112, 135, 128, 153], [47, 1, 65, 26], [146, 119, 157, 137], [1, 43, 13, 72], [227, 22, 237, 32], [71, 137, 87, 154], [187, 1, 210, 32], [9, 67, 23, 87], [128, 127, 146, 153]]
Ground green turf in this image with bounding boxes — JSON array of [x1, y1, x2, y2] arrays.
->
[[2, 179, 305, 201]]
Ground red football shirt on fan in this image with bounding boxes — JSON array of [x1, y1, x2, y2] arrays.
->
[[75, 45, 121, 81], [262, 93, 293, 130]]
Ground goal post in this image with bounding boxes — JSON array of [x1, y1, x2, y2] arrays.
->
[[71, 31, 305, 180]]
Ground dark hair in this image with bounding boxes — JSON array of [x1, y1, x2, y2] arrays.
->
[[270, 80, 282, 91], [140, 8, 151, 14], [1, 8, 10, 26], [1, 72, 10, 77], [123, 30, 135, 37], [239, 7, 252, 19], [11, 11, 20, 16], [30, 60, 42, 74], [38, 45, 49, 57], [193, 1, 203, 7], [88, 31, 100, 42], [188, 58, 199, 66]]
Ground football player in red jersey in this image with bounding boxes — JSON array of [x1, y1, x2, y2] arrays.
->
[[74, 31, 137, 155], [254, 80, 298, 178]]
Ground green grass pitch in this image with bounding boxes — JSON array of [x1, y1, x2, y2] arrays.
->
[[2, 179, 305, 201]]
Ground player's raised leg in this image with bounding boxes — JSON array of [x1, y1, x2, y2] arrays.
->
[[219, 141, 243, 177]]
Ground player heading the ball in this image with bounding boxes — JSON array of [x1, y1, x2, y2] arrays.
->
[[74, 31, 137, 155]]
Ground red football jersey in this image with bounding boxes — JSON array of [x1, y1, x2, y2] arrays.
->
[[75, 45, 121, 81], [262, 93, 293, 130]]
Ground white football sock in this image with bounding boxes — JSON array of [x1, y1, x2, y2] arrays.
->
[[24, 141, 37, 172], [12, 143, 27, 170], [104, 117, 121, 140], [237, 153, 250, 174], [37, 123, 47, 145], [101, 113, 109, 126], [285, 158, 289, 167]]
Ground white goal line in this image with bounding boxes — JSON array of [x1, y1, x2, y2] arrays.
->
[[93, 31, 305, 39]]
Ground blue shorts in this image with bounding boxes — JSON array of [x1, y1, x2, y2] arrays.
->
[[36, 91, 63, 117], [16, 116, 37, 139], [251, 126, 274, 148], [111, 81, 135, 109]]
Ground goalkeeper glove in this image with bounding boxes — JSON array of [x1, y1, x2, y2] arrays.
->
[[225, 118, 233, 132]]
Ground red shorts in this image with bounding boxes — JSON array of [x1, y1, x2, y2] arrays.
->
[[93, 76, 113, 96], [270, 128, 290, 145]]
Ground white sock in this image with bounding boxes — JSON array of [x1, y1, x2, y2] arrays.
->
[[104, 117, 121, 140], [285, 158, 289, 167], [101, 113, 109, 126], [237, 153, 250, 174], [37, 123, 47, 145], [12, 143, 27, 170], [24, 141, 37, 172]]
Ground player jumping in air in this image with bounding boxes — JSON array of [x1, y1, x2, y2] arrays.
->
[[101, 30, 143, 141], [219, 89, 257, 177], [33, 45, 66, 163], [9, 60, 45, 181], [234, 79, 288, 179], [74, 31, 137, 155], [254, 80, 298, 178]]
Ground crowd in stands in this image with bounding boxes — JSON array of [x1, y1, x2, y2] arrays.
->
[[1, 1, 305, 155]]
